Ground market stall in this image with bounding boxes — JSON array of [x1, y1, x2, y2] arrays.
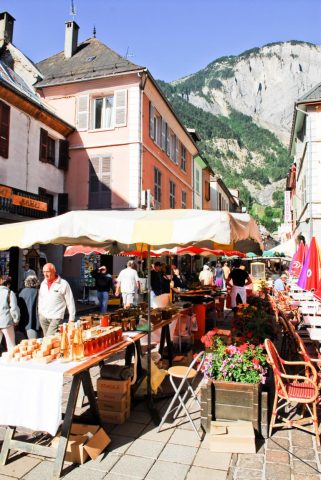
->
[[0, 209, 262, 477]]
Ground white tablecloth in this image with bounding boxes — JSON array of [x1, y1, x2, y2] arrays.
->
[[0, 359, 80, 436]]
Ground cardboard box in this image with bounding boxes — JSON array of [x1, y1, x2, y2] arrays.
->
[[209, 420, 256, 454], [51, 424, 111, 464], [98, 393, 130, 413], [97, 378, 130, 395], [99, 408, 130, 424], [97, 389, 129, 402]]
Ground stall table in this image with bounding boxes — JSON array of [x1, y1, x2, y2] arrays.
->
[[0, 318, 175, 479]]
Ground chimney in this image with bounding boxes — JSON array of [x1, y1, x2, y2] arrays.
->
[[0, 12, 15, 47], [64, 20, 79, 58]]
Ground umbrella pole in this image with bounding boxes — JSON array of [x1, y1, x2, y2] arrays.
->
[[146, 245, 160, 424]]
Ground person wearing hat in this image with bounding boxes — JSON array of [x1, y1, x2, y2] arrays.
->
[[199, 264, 214, 286], [91, 265, 114, 313], [274, 273, 288, 292]]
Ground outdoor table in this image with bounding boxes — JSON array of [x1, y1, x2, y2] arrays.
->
[[0, 318, 175, 479]]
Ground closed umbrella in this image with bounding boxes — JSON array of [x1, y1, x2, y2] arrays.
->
[[289, 241, 306, 277], [297, 237, 321, 291]]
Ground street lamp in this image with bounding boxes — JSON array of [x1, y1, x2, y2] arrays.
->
[[295, 105, 313, 240]]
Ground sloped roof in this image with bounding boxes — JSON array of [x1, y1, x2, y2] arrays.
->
[[35, 37, 144, 87], [0, 59, 43, 106], [298, 82, 321, 102]]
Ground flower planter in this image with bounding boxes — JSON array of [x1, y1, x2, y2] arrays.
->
[[201, 379, 270, 437]]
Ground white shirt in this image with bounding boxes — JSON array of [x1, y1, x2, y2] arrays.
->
[[117, 268, 140, 294], [23, 268, 36, 280], [38, 276, 76, 321]]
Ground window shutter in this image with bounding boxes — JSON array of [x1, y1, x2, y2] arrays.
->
[[166, 126, 170, 156], [39, 128, 48, 162], [175, 137, 179, 164], [58, 140, 69, 170], [77, 95, 89, 131], [57, 193, 69, 215], [114, 89, 127, 127], [149, 102, 154, 139], [89, 156, 111, 209], [161, 119, 166, 150], [0, 101, 10, 159]]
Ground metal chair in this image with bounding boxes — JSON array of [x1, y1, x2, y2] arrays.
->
[[157, 350, 205, 438], [265, 338, 320, 446]]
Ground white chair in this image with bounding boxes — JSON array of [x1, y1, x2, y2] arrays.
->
[[157, 350, 205, 438]]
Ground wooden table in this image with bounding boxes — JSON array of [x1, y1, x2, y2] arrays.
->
[[0, 318, 175, 479]]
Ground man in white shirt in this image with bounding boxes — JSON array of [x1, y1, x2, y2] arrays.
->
[[38, 263, 76, 336], [115, 260, 140, 308], [23, 263, 36, 280]]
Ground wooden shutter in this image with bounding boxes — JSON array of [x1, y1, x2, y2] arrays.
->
[[166, 126, 170, 156], [114, 89, 127, 127], [161, 120, 166, 151], [89, 156, 111, 209], [57, 193, 68, 215], [149, 101, 154, 139], [77, 95, 89, 130], [58, 140, 69, 170], [39, 128, 48, 162], [175, 137, 179, 164], [0, 101, 10, 159]]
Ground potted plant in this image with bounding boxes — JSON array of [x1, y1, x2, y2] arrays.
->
[[200, 330, 268, 433], [231, 302, 276, 343]]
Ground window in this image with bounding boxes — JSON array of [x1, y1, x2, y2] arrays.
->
[[169, 180, 176, 209], [154, 167, 162, 204], [0, 100, 10, 158], [181, 190, 187, 209], [181, 145, 186, 172], [78, 90, 126, 131], [195, 169, 200, 194], [88, 156, 111, 209], [93, 95, 114, 129], [39, 128, 57, 165], [47, 137, 56, 165]]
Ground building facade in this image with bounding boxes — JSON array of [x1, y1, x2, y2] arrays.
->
[[289, 83, 321, 245]]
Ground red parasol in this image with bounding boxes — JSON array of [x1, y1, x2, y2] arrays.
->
[[297, 237, 321, 291], [289, 240, 306, 277]]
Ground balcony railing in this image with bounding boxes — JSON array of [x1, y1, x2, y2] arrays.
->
[[0, 185, 51, 219]]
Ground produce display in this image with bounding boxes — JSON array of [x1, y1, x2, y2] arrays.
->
[[2, 321, 123, 364]]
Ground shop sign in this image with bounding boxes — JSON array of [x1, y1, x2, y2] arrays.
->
[[0, 185, 12, 199], [12, 195, 48, 212]]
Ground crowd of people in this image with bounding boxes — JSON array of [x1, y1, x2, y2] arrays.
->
[[0, 254, 289, 351]]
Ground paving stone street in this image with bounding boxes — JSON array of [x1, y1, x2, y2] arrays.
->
[[2, 357, 321, 480]]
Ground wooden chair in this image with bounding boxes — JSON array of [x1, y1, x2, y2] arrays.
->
[[265, 338, 320, 446]]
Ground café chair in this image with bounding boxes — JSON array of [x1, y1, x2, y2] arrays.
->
[[265, 338, 320, 446], [157, 350, 205, 439]]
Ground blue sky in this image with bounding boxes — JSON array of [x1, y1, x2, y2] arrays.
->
[[2, 0, 321, 82]]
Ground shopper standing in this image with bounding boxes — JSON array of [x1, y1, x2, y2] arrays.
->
[[38, 263, 76, 336], [0, 275, 20, 350], [18, 275, 40, 339], [227, 260, 252, 309], [115, 260, 140, 307], [91, 265, 114, 313]]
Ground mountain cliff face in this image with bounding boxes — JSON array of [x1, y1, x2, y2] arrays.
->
[[157, 41, 321, 230]]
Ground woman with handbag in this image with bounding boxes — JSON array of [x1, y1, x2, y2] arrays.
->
[[0, 275, 20, 351]]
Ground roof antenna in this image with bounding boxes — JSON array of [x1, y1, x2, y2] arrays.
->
[[125, 46, 134, 59], [70, 0, 77, 20], [93, 25, 96, 38]]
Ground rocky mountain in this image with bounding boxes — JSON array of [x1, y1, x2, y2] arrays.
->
[[157, 41, 321, 230]]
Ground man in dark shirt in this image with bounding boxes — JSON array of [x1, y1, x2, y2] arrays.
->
[[227, 260, 252, 309], [91, 266, 114, 313], [151, 262, 162, 297]]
